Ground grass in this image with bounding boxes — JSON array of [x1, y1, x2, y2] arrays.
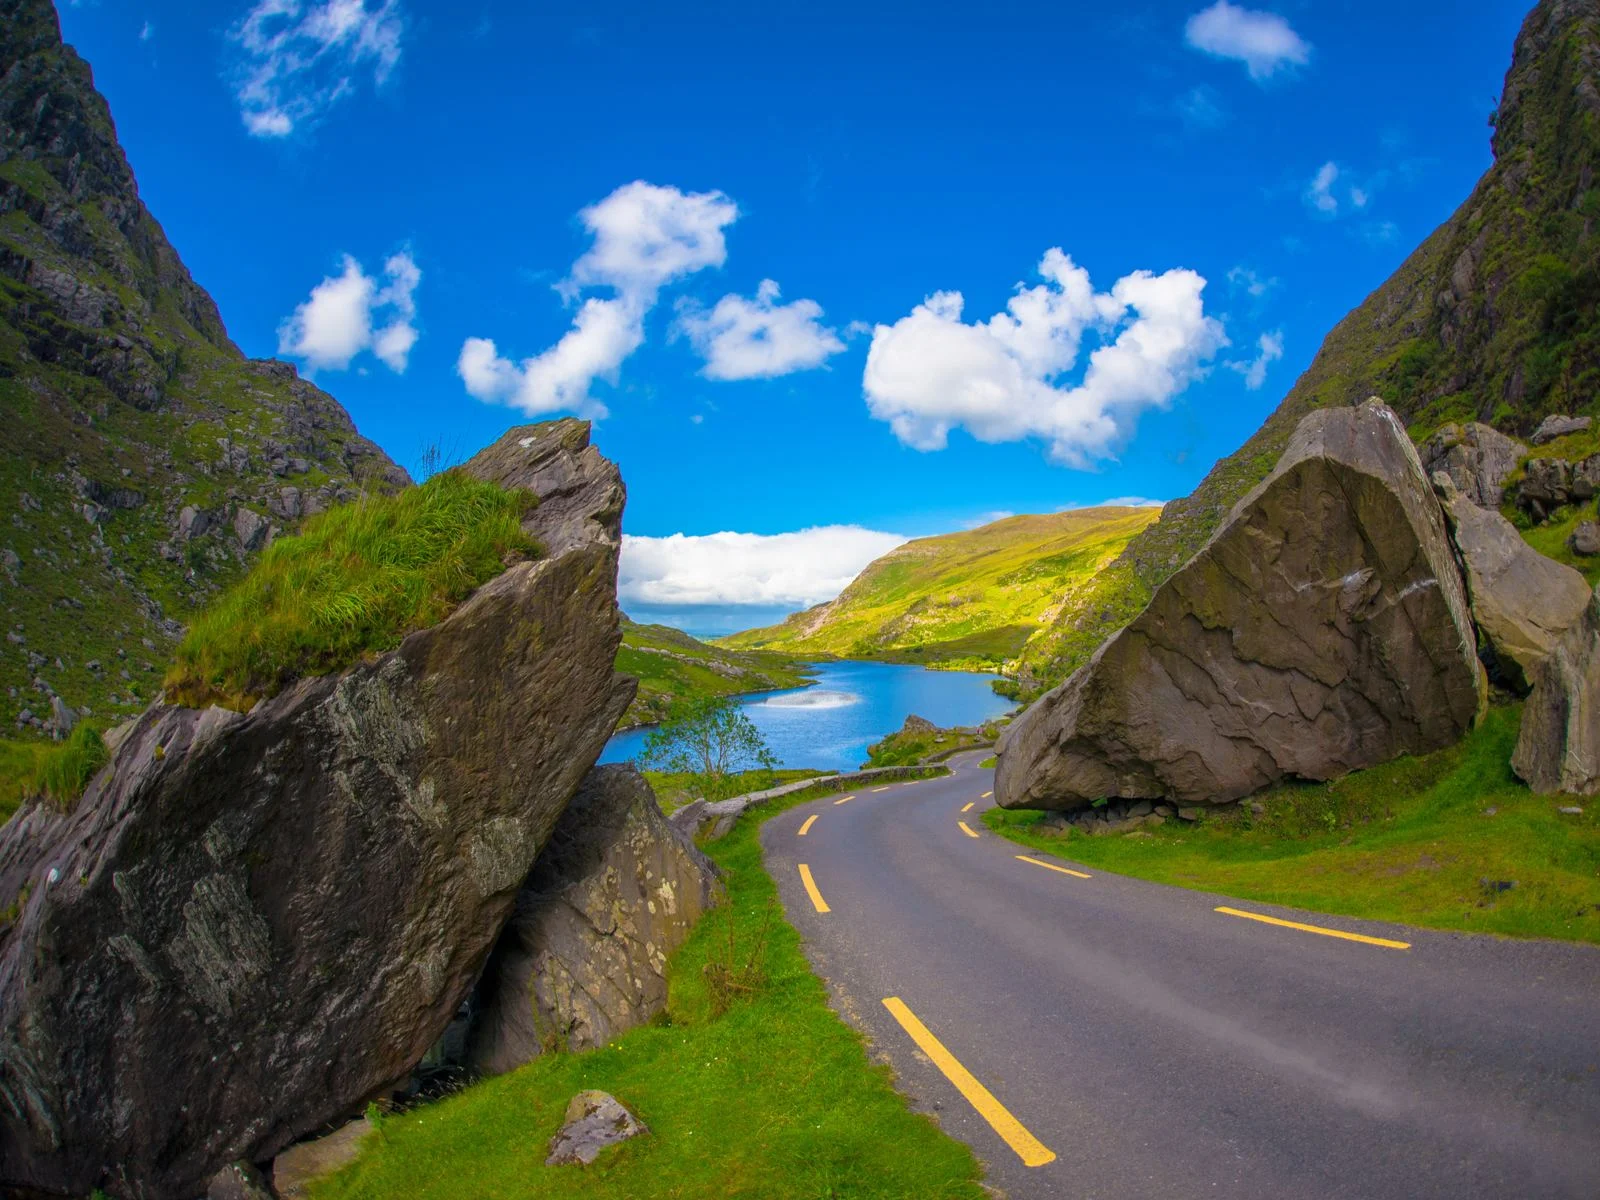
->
[[617, 619, 814, 730], [865, 723, 995, 768], [310, 781, 985, 1200], [984, 703, 1600, 944], [978, 756, 997, 770], [0, 723, 108, 821], [164, 472, 536, 710]]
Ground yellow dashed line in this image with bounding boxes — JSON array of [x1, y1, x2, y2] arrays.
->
[[1215, 906, 1410, 950], [981, 791, 992, 799], [1016, 854, 1090, 880], [872, 786, 892, 793], [834, 794, 855, 806], [961, 802, 975, 813], [958, 821, 980, 839], [798, 815, 818, 836], [798, 864, 830, 913]]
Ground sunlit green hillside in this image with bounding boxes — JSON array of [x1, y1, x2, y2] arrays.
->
[[616, 618, 815, 729]]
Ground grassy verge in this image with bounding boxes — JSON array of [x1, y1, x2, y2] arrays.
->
[[984, 703, 1600, 944], [0, 724, 107, 822], [641, 768, 829, 814], [166, 472, 537, 710], [311, 781, 985, 1200]]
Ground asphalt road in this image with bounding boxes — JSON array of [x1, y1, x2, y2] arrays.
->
[[761, 752, 1600, 1200]]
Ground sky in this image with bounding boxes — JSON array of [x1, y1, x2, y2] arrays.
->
[[59, 0, 1526, 635]]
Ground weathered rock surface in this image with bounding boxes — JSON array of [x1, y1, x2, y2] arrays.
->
[[1513, 585, 1600, 795], [1572, 521, 1600, 557], [1435, 475, 1591, 693], [1419, 421, 1528, 509], [206, 1161, 275, 1200], [460, 418, 626, 558], [0, 425, 633, 1199], [465, 765, 720, 1076], [996, 400, 1486, 810], [270, 1118, 375, 1199], [546, 1091, 649, 1166], [1531, 414, 1593, 445]]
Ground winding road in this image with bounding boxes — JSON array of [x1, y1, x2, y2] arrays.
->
[[761, 752, 1600, 1200]]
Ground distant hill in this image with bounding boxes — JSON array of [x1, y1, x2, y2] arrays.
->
[[0, 0, 407, 736], [720, 508, 1159, 673], [617, 617, 814, 729], [1012, 0, 1600, 699]]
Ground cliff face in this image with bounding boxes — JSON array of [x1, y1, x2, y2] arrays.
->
[[0, 0, 408, 736], [1015, 0, 1600, 697]]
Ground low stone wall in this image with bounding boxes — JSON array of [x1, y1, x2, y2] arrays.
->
[[668, 763, 951, 840]]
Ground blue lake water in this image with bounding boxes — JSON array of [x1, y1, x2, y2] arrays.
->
[[600, 660, 1017, 773]]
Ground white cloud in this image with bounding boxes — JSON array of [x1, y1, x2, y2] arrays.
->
[[140, 20, 154, 41], [677, 280, 846, 380], [230, 0, 403, 138], [1184, 2, 1310, 80], [1228, 330, 1284, 390], [619, 526, 908, 609], [1227, 266, 1276, 297], [1176, 85, 1226, 129], [1304, 161, 1373, 217], [862, 249, 1226, 468], [278, 249, 420, 373], [459, 181, 739, 419], [1098, 496, 1166, 508]]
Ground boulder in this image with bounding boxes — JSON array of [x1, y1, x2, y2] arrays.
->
[[1531, 414, 1592, 446], [0, 422, 634, 1199], [1435, 476, 1591, 693], [459, 417, 626, 558], [1513, 585, 1600, 795], [900, 713, 939, 735], [1519, 457, 1574, 517], [1572, 521, 1600, 557], [233, 507, 269, 552], [1418, 421, 1527, 508], [271, 1118, 375, 1198], [206, 1161, 275, 1200], [1570, 454, 1600, 500], [177, 504, 212, 540], [996, 400, 1485, 810], [546, 1091, 649, 1166], [465, 765, 720, 1076]]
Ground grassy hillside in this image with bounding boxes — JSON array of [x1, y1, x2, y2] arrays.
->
[[721, 508, 1158, 673], [1013, 0, 1600, 697], [616, 618, 815, 729]]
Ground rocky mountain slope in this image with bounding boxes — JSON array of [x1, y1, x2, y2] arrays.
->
[[1012, 0, 1600, 698], [618, 617, 814, 728], [722, 507, 1158, 673], [0, 0, 408, 738]]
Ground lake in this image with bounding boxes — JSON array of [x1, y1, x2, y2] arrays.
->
[[600, 659, 1018, 773]]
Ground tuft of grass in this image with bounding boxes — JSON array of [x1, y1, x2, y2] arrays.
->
[[165, 472, 537, 710], [985, 704, 1600, 943], [0, 724, 108, 822], [310, 781, 985, 1200], [978, 756, 997, 769]]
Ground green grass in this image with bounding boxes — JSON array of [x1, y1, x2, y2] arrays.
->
[[617, 619, 814, 730], [641, 767, 829, 814], [164, 472, 536, 710], [865, 723, 994, 768], [984, 704, 1600, 944], [311, 782, 985, 1200], [0, 723, 108, 821], [978, 756, 997, 770]]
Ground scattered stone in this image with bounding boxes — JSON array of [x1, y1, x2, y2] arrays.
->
[[271, 1119, 375, 1198], [1479, 878, 1517, 893], [1519, 458, 1573, 518], [1558, 805, 1584, 816], [1176, 806, 1204, 822], [42, 695, 77, 740], [1514, 586, 1600, 795], [546, 1091, 649, 1166], [1154, 804, 1174, 818], [1483, 807, 1498, 816], [233, 507, 269, 552], [1571, 521, 1600, 557], [1571, 455, 1600, 500], [1531, 414, 1592, 446], [206, 1160, 275, 1200], [177, 504, 212, 540], [1418, 421, 1527, 508]]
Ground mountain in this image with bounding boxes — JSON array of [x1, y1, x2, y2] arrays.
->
[[0, 0, 408, 737], [617, 616, 813, 728], [1011, 0, 1600, 699], [721, 508, 1160, 672]]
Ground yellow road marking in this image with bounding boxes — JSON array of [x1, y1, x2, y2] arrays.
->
[[872, 786, 892, 792], [881, 997, 1056, 1168], [1215, 905, 1410, 950], [798, 815, 818, 836], [834, 794, 855, 805], [798, 864, 831, 913], [981, 790, 992, 798], [1016, 854, 1091, 880], [961, 802, 975, 813], [958, 821, 980, 838]]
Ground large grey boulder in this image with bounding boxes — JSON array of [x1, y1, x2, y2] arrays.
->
[[0, 422, 633, 1199], [1513, 585, 1600, 795], [465, 765, 719, 1076], [1419, 421, 1527, 508], [1435, 476, 1591, 693], [996, 400, 1486, 810], [1531, 414, 1592, 446]]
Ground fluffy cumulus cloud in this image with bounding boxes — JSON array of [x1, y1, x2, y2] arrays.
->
[[1304, 161, 1370, 216], [230, 0, 404, 137], [619, 526, 907, 609], [278, 250, 420, 373], [458, 181, 738, 419], [677, 280, 846, 380], [1228, 330, 1284, 390], [1184, 2, 1309, 81], [862, 249, 1227, 468]]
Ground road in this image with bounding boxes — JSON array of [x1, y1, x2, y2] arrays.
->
[[761, 752, 1600, 1200]]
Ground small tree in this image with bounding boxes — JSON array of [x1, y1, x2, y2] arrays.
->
[[639, 696, 778, 801]]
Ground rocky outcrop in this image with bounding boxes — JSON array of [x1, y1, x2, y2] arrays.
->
[[465, 765, 719, 1077], [996, 400, 1486, 810], [1419, 422, 1528, 509], [460, 419, 626, 558], [1531, 414, 1593, 445], [1435, 476, 1591, 692], [0, 427, 632, 1199], [1513, 585, 1600, 794]]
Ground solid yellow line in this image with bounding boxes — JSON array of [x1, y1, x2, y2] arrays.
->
[[834, 794, 855, 806], [981, 791, 992, 798], [1017, 855, 1091, 880], [872, 786, 892, 792], [961, 802, 975, 813], [881, 997, 1056, 1168], [798, 864, 830, 913], [798, 815, 818, 836], [1215, 906, 1410, 950], [958, 821, 980, 839]]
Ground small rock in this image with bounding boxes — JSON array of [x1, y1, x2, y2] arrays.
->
[[1479, 878, 1517, 893], [546, 1090, 649, 1166], [1248, 800, 1267, 816], [233, 507, 269, 552], [272, 1118, 375, 1198], [1153, 804, 1174, 818], [44, 695, 77, 740], [1571, 522, 1600, 557], [1127, 800, 1154, 818], [1483, 806, 1498, 816], [206, 1161, 274, 1200], [177, 505, 212, 540], [1176, 806, 1204, 822], [1532, 414, 1592, 446], [1558, 805, 1584, 816]]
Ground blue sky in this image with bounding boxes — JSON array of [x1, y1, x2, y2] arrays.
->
[[60, 0, 1525, 633]]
